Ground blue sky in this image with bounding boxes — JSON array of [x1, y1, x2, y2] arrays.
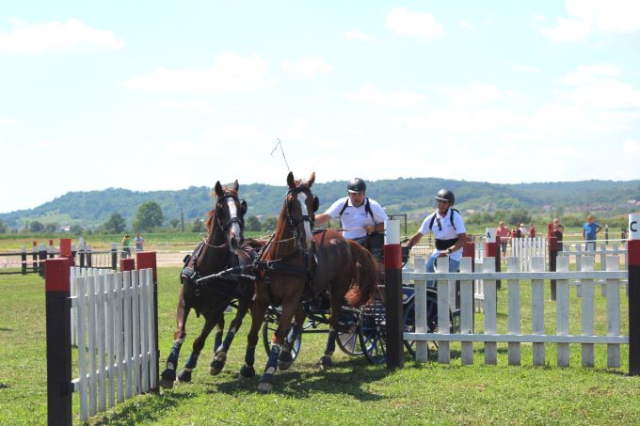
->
[[1, 1, 639, 213]]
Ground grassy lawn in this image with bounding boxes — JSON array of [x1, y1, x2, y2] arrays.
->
[[1, 264, 639, 425]]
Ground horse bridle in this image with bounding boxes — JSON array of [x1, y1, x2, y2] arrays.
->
[[285, 187, 318, 229], [205, 192, 246, 250]]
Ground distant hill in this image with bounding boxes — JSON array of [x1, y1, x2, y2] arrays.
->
[[1, 178, 639, 229]]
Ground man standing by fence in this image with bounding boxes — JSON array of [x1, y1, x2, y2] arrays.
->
[[583, 214, 602, 252], [495, 221, 511, 255]]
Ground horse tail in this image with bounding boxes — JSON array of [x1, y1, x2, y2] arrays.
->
[[344, 241, 380, 307]]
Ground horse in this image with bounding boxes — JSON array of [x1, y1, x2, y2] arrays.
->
[[238, 171, 380, 392], [160, 180, 257, 388]]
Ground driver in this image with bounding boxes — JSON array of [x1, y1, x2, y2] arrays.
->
[[314, 177, 388, 258], [405, 189, 467, 287]]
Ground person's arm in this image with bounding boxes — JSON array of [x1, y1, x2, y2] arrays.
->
[[314, 213, 332, 227], [406, 232, 423, 249], [442, 232, 467, 257], [582, 225, 586, 239], [597, 224, 603, 233]]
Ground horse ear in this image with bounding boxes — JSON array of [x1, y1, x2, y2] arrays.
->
[[313, 196, 319, 213], [240, 200, 247, 216], [232, 180, 239, 192], [308, 172, 316, 187], [286, 171, 295, 189], [214, 181, 224, 198]]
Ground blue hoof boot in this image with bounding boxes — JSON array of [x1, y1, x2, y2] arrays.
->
[[278, 351, 294, 371]]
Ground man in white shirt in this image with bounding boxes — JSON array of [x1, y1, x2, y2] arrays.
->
[[315, 178, 388, 257], [405, 189, 467, 287]]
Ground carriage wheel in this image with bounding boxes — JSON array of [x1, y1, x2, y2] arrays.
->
[[359, 301, 387, 365], [261, 311, 303, 361], [336, 309, 363, 356]]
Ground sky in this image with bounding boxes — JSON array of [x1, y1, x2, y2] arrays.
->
[[1, 1, 639, 214]]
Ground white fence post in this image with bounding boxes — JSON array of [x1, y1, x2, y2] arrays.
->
[[413, 256, 428, 362]]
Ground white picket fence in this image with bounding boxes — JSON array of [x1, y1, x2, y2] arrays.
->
[[558, 242, 628, 272], [404, 255, 628, 368], [70, 267, 158, 422]]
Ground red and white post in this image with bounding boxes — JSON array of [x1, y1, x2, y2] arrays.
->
[[384, 219, 404, 369], [628, 214, 640, 375], [45, 257, 72, 426]]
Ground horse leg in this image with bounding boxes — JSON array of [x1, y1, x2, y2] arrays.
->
[[211, 298, 247, 375], [278, 305, 305, 371], [258, 297, 300, 392], [177, 312, 218, 383], [213, 316, 224, 355], [318, 293, 342, 370], [239, 298, 266, 381], [161, 288, 189, 388]]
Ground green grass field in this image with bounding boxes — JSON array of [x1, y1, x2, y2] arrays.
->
[[1, 263, 640, 425]]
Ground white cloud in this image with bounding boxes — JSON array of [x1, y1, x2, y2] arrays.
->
[[404, 108, 527, 133], [0, 18, 124, 54], [436, 84, 512, 108], [459, 20, 474, 31], [157, 100, 216, 114], [36, 139, 53, 148], [203, 124, 269, 148], [623, 138, 640, 154], [512, 63, 540, 74], [345, 30, 372, 41], [120, 53, 276, 93], [541, 0, 640, 42], [344, 84, 426, 106], [559, 63, 621, 86], [385, 7, 443, 39], [281, 56, 334, 79], [0, 118, 15, 126]]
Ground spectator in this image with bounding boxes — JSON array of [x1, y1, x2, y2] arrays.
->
[[135, 233, 145, 252], [583, 215, 602, 252], [552, 218, 564, 251], [529, 223, 536, 238], [518, 223, 528, 238], [122, 234, 131, 259], [495, 221, 511, 255]]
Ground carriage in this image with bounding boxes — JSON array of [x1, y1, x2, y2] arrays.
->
[[260, 245, 460, 365]]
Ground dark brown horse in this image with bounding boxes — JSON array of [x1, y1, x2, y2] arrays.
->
[[238, 171, 379, 392], [160, 180, 256, 388]]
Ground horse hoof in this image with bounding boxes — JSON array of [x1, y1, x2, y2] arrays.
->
[[278, 351, 294, 371], [210, 361, 224, 376], [239, 365, 256, 380], [177, 369, 192, 383], [258, 374, 275, 393], [160, 378, 175, 389], [160, 369, 176, 388], [317, 355, 333, 371]]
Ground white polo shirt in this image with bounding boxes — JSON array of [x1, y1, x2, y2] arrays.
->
[[323, 196, 388, 240], [417, 209, 466, 261]]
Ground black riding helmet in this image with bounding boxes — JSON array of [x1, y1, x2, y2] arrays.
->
[[347, 178, 366, 193], [435, 189, 455, 205]]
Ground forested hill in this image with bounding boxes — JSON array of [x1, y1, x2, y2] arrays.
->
[[1, 178, 639, 229]]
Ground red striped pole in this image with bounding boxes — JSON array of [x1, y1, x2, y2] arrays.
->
[[629, 214, 640, 375], [136, 251, 160, 389], [45, 257, 72, 426], [384, 220, 403, 369], [548, 222, 558, 301], [120, 258, 135, 272]]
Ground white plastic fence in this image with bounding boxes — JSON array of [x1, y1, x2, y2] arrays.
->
[[404, 255, 628, 368], [511, 237, 546, 272], [70, 267, 157, 422]]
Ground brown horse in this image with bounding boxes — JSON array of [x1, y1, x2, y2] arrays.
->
[[160, 180, 256, 388], [238, 171, 379, 392]]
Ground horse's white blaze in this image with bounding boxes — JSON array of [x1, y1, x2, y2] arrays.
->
[[297, 192, 313, 248], [226, 197, 241, 239]]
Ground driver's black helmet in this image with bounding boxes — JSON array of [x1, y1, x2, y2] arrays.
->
[[435, 189, 455, 205], [347, 178, 366, 193]]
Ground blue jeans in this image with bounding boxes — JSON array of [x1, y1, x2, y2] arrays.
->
[[426, 252, 460, 288]]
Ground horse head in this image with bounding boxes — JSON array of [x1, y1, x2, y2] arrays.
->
[[211, 179, 247, 254], [284, 171, 319, 252]]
